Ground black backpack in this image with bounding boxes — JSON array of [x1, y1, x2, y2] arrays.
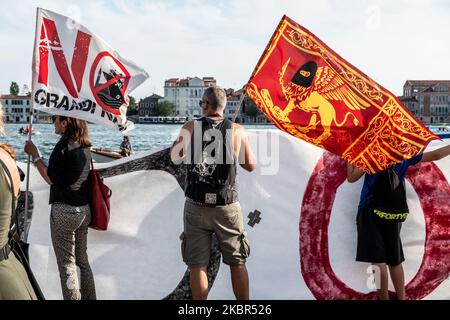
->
[[185, 117, 237, 205], [371, 167, 409, 223]]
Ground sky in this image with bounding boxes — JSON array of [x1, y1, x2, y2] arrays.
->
[[0, 0, 449, 100]]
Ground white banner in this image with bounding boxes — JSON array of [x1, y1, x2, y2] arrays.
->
[[31, 8, 149, 132], [25, 130, 450, 299]]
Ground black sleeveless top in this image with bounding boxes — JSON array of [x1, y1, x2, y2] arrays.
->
[[184, 117, 238, 205]]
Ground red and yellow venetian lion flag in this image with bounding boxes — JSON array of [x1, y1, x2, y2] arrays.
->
[[246, 15, 438, 173]]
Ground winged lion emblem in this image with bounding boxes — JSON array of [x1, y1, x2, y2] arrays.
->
[[260, 58, 370, 145]]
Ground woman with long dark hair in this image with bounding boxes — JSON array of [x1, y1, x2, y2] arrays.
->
[[24, 115, 96, 300]]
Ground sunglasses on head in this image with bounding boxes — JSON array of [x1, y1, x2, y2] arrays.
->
[[52, 115, 66, 123]]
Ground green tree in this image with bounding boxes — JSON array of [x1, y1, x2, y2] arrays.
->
[[126, 96, 138, 116], [244, 103, 260, 123], [10, 81, 19, 96], [154, 101, 175, 116]]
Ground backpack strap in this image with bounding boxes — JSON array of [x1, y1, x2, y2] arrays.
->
[[218, 118, 232, 135], [367, 167, 398, 192], [219, 118, 235, 164]]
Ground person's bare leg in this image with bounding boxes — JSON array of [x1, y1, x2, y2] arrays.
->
[[190, 266, 208, 300], [230, 264, 249, 300], [388, 263, 405, 300], [373, 263, 389, 300]]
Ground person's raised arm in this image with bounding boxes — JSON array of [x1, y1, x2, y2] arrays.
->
[[24, 141, 53, 185], [421, 144, 450, 162], [346, 162, 364, 183]]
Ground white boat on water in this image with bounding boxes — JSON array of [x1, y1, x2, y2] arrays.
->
[[427, 125, 450, 138], [139, 116, 188, 124], [428, 125, 450, 132]]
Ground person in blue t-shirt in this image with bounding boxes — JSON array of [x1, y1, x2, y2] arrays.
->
[[346, 144, 450, 300]]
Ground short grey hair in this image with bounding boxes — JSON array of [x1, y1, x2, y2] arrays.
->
[[203, 86, 227, 111], [0, 104, 4, 136]]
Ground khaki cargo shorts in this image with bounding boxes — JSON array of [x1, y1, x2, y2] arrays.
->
[[180, 198, 250, 267]]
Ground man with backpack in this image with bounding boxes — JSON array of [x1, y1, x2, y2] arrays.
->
[[346, 143, 450, 300], [171, 86, 256, 300]]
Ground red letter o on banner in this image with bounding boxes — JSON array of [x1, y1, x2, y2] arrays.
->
[[300, 152, 450, 299]]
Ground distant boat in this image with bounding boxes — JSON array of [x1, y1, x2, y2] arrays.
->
[[428, 125, 450, 138], [18, 128, 38, 136], [139, 116, 188, 124], [90, 147, 124, 163]]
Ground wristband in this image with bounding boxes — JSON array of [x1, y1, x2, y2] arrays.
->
[[32, 157, 42, 164]]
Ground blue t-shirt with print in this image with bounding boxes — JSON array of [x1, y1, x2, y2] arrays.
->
[[358, 154, 423, 210]]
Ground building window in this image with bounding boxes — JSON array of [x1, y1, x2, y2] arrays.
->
[[5, 100, 8, 105]]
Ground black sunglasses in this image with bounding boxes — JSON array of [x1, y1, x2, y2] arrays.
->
[[51, 115, 57, 123]]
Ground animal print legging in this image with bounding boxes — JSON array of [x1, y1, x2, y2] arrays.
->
[[50, 203, 96, 300]]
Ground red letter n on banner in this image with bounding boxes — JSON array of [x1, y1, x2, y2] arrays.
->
[[38, 18, 91, 98]]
